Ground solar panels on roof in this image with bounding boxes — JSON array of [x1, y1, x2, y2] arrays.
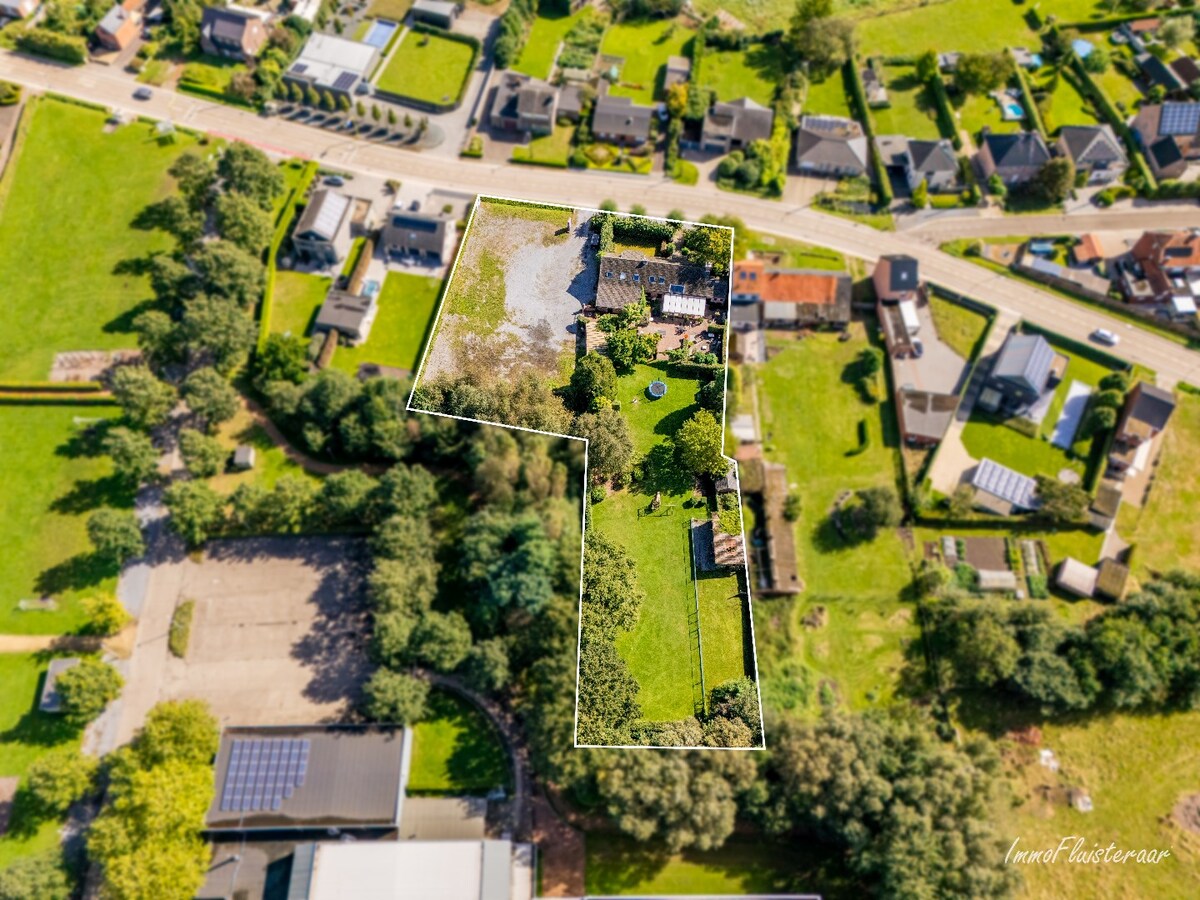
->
[[219, 738, 310, 813], [291, 63, 308, 74], [1160, 103, 1200, 136], [391, 214, 438, 233], [332, 70, 359, 92], [971, 458, 1038, 510]]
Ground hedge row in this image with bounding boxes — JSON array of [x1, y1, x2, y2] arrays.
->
[[0, 395, 117, 407], [0, 381, 105, 393], [927, 73, 963, 150], [844, 60, 893, 205], [16, 29, 86, 66], [1060, 9, 1194, 33], [378, 24, 480, 113], [511, 148, 569, 168], [1010, 56, 1048, 141], [258, 161, 319, 351]]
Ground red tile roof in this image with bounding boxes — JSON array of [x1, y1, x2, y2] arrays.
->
[[734, 260, 844, 305]]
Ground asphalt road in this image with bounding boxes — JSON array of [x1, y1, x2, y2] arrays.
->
[[4, 50, 1199, 387]]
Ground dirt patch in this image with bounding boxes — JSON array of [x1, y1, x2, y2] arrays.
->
[[1173, 794, 1200, 836], [886, 607, 914, 626], [963, 536, 1009, 571], [49, 350, 141, 383], [800, 605, 827, 629], [532, 793, 584, 897], [0, 778, 17, 836]]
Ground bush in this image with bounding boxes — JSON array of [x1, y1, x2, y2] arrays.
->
[[16, 29, 87, 66], [83, 594, 131, 637], [590, 485, 606, 504], [169, 600, 196, 658], [1027, 573, 1049, 599], [56, 658, 123, 726], [0, 80, 21, 107], [23, 749, 98, 817], [954, 563, 978, 591]]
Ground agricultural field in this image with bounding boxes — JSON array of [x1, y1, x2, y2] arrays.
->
[[870, 66, 943, 140], [699, 46, 782, 106], [407, 691, 511, 794], [601, 19, 693, 105], [376, 31, 475, 106], [331, 272, 443, 378], [0, 405, 131, 635], [0, 98, 200, 381]]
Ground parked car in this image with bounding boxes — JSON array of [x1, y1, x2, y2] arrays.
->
[[133, 87, 153, 101], [1091, 328, 1120, 346], [324, 175, 345, 187], [912, 339, 925, 358]]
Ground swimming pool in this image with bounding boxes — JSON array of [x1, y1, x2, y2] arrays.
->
[[362, 19, 398, 50], [364, 279, 382, 299]]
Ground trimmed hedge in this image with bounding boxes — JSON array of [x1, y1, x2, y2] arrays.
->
[[844, 59, 893, 205], [0, 381, 105, 392], [168, 600, 195, 658], [1011, 56, 1048, 140], [928, 74, 963, 150], [512, 147, 569, 168], [16, 29, 86, 66]]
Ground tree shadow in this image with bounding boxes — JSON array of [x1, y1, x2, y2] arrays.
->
[[34, 551, 116, 597], [54, 421, 112, 461], [103, 297, 160, 335], [650, 402, 698, 442], [636, 442, 693, 496], [50, 474, 135, 515]]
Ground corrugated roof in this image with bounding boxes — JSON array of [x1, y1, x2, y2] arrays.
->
[[993, 332, 1054, 393], [296, 189, 350, 242], [972, 457, 1038, 510]]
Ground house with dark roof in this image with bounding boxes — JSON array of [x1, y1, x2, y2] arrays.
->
[[591, 92, 653, 145], [1109, 381, 1175, 474], [877, 135, 961, 193], [488, 71, 559, 135], [794, 115, 869, 177], [200, 6, 268, 61], [975, 130, 1051, 186], [410, 0, 460, 30], [897, 389, 958, 447], [700, 97, 774, 153], [872, 255, 920, 303], [1131, 102, 1200, 180], [980, 332, 1057, 413], [1125, 229, 1200, 304], [1172, 57, 1200, 90], [731, 259, 852, 329], [313, 290, 379, 345], [1136, 52, 1187, 95], [595, 251, 724, 312], [292, 189, 355, 266], [1056, 124, 1128, 184], [381, 200, 457, 263]]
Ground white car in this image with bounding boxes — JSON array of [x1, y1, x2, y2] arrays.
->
[[1091, 328, 1120, 346]]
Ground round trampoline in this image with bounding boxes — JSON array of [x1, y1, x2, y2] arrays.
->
[[648, 380, 668, 399]]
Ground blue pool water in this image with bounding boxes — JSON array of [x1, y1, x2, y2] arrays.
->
[[364, 279, 382, 299], [363, 20, 398, 50]]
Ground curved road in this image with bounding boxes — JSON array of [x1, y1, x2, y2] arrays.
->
[[3, 51, 1199, 387]]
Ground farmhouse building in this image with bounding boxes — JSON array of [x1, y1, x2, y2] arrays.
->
[[595, 252, 724, 312], [731, 259, 852, 329], [979, 332, 1057, 414], [591, 92, 653, 145]]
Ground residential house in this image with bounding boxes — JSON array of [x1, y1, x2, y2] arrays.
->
[[410, 0, 459, 30], [897, 389, 958, 447], [877, 135, 961, 192], [591, 92, 653, 145], [1131, 102, 1200, 180], [313, 290, 379, 345], [1109, 381, 1175, 474], [700, 97, 774, 154], [664, 55, 691, 88], [794, 115, 869, 177], [95, 0, 143, 52], [1120, 18, 1160, 54], [731, 259, 852, 329], [595, 251, 724, 312], [1088, 478, 1123, 530], [1172, 57, 1200, 91], [975, 130, 1051, 186], [979, 332, 1058, 414], [872, 254, 920, 303], [381, 200, 457, 264], [1072, 233, 1106, 268], [971, 457, 1039, 516], [862, 67, 889, 107], [1056, 124, 1128, 184], [1136, 52, 1188, 95], [557, 84, 584, 123], [292, 189, 355, 266], [285, 33, 380, 100], [1124, 229, 1200, 304], [489, 71, 558, 134], [0, 0, 39, 18], [199, 6, 268, 61]]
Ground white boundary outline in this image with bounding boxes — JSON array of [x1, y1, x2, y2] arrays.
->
[[405, 194, 766, 752]]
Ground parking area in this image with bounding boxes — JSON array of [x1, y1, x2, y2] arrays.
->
[[158, 536, 370, 727]]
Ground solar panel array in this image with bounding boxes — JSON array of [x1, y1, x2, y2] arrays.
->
[[291, 63, 309, 75], [219, 738, 310, 813], [332, 71, 358, 93], [1160, 103, 1200, 137]]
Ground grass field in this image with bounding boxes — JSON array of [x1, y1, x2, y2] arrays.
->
[[408, 690, 510, 794], [376, 31, 475, 105], [0, 98, 200, 380], [366, 0, 413, 20], [179, 55, 247, 97], [954, 90, 1021, 143], [514, 11, 583, 80], [857, 0, 1035, 56], [928, 293, 990, 361], [699, 47, 782, 106], [0, 405, 130, 634], [749, 233, 847, 271], [271, 271, 330, 338], [803, 71, 852, 118], [1036, 69, 1099, 135], [331, 272, 442, 377], [208, 409, 317, 497], [870, 66, 943, 140], [961, 340, 1117, 480], [601, 19, 693, 105], [514, 124, 574, 166]]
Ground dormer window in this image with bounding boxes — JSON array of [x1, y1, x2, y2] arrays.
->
[[633, 274, 640, 282], [605, 271, 613, 278], [670, 284, 684, 294]]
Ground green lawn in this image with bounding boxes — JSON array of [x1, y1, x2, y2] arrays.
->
[[1095, 51, 1144, 112], [857, 0, 1037, 56], [0, 97, 201, 380], [1036, 69, 1099, 135], [870, 66, 943, 140], [271, 271, 330, 339], [407, 690, 510, 794], [749, 234, 846, 271], [961, 340, 1118, 480], [698, 47, 782, 106], [209, 411, 318, 497], [928, 293, 990, 362], [953, 90, 1020, 143], [601, 19, 694, 105], [514, 11, 583, 80], [376, 31, 475, 105], [513, 124, 574, 166], [331, 272, 442, 377], [179, 55, 248, 100], [803, 71, 852, 118], [365, 0, 413, 20], [0, 405, 132, 634]]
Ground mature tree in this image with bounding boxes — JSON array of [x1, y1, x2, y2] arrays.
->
[[133, 699, 220, 768], [318, 469, 376, 527], [948, 483, 976, 518], [140, 195, 205, 248], [193, 241, 266, 308], [576, 638, 641, 745], [461, 512, 556, 617], [582, 530, 644, 638], [704, 715, 755, 747], [168, 151, 216, 210], [0, 852, 71, 900], [362, 669, 429, 724], [1159, 16, 1195, 52], [461, 638, 511, 694], [573, 409, 634, 481], [214, 191, 273, 254], [1032, 157, 1075, 204], [697, 377, 725, 414], [954, 52, 1015, 95], [856, 486, 903, 530], [676, 409, 727, 478], [787, 13, 855, 77], [916, 48, 939, 83], [1082, 44, 1111, 74], [110, 366, 177, 430], [1098, 371, 1130, 393], [681, 224, 733, 274], [255, 333, 309, 386], [148, 254, 201, 306], [23, 748, 98, 816], [104, 426, 159, 487], [372, 608, 419, 667], [181, 294, 257, 374], [56, 658, 124, 726], [603, 327, 658, 373], [1034, 475, 1089, 524], [1093, 388, 1125, 410], [179, 428, 228, 478], [708, 677, 761, 743], [164, 481, 225, 546], [182, 367, 239, 430], [133, 309, 179, 370], [1084, 404, 1118, 437], [82, 593, 132, 637], [412, 611, 473, 672], [570, 351, 618, 411], [217, 141, 285, 211], [370, 463, 438, 521], [87, 508, 145, 566]]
